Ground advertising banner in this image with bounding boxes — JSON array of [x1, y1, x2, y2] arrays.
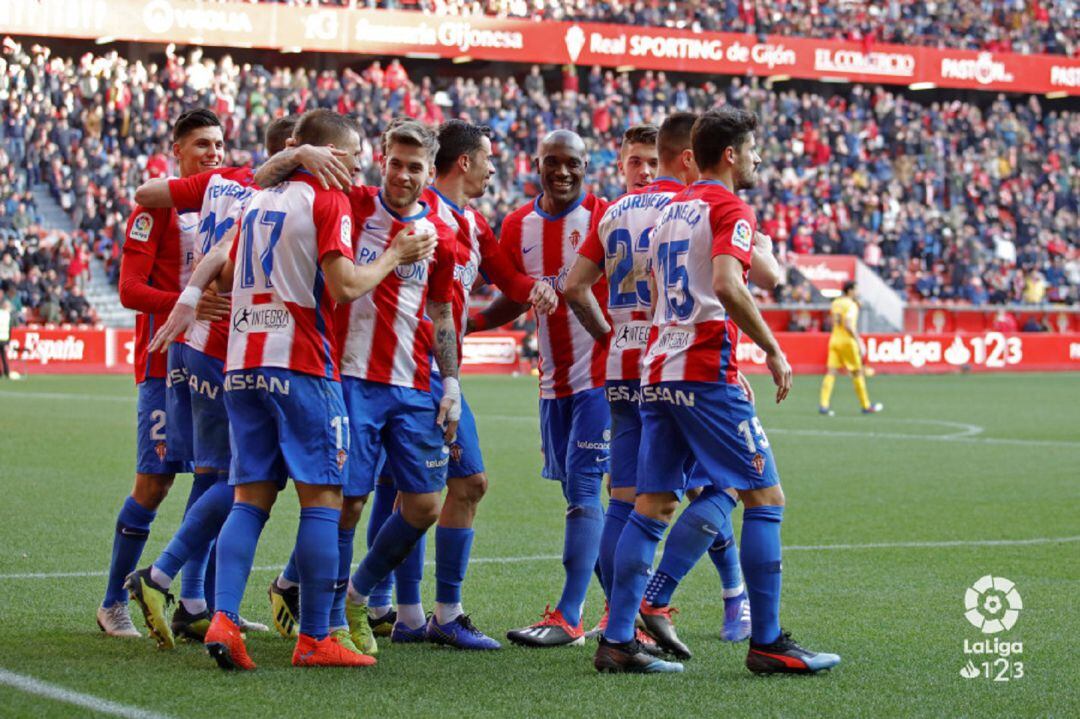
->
[[8, 327, 1078, 376], [2, 0, 1077, 95], [791, 255, 857, 295]]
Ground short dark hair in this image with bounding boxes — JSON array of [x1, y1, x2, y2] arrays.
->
[[434, 120, 491, 175], [173, 108, 221, 142], [691, 108, 758, 173], [621, 124, 658, 152], [293, 109, 360, 148], [264, 116, 298, 155], [657, 112, 697, 165], [843, 280, 857, 294]]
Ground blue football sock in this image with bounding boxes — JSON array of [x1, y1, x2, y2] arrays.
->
[[151, 478, 231, 586], [709, 535, 745, 599], [598, 499, 633, 600], [394, 532, 426, 606], [296, 506, 341, 640], [103, 496, 156, 606], [282, 549, 300, 585], [605, 511, 668, 644], [203, 540, 216, 613], [555, 503, 603, 627], [434, 526, 473, 605], [366, 482, 396, 607], [330, 527, 355, 629], [647, 489, 734, 606], [741, 505, 784, 645], [351, 511, 426, 597], [214, 502, 269, 623], [177, 471, 219, 602]]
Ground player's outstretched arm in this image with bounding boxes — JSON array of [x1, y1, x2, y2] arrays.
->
[[714, 254, 791, 403], [321, 226, 436, 304], [748, 232, 782, 290], [564, 256, 611, 342], [147, 237, 235, 354], [133, 179, 174, 208], [253, 145, 352, 190], [429, 299, 461, 442], [467, 294, 530, 334]]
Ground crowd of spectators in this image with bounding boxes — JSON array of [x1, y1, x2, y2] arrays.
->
[[220, 0, 1078, 57], [1, 37, 1077, 333]]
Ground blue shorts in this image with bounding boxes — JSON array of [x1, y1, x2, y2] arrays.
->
[[540, 387, 610, 483], [166, 344, 231, 471], [136, 378, 190, 475], [638, 381, 779, 494], [224, 368, 348, 490], [343, 378, 449, 498], [164, 344, 193, 464], [607, 380, 708, 494]]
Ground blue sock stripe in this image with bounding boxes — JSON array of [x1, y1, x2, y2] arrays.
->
[[394, 533, 426, 606], [598, 499, 633, 599], [605, 511, 668, 644], [740, 504, 784, 645], [296, 506, 342, 640], [351, 511, 426, 597], [555, 503, 604, 627], [213, 502, 269, 619], [330, 527, 355, 629]]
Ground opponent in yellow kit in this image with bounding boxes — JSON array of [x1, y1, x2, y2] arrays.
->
[[819, 281, 882, 415]]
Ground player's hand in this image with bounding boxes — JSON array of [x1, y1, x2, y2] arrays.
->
[[737, 370, 756, 406], [297, 145, 352, 191], [149, 302, 196, 354], [753, 231, 774, 254], [765, 350, 792, 404], [528, 281, 558, 315], [388, 224, 437, 265], [194, 287, 230, 322], [436, 376, 462, 443]]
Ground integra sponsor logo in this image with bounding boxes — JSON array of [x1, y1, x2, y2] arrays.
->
[[654, 329, 691, 351], [641, 385, 696, 407], [613, 323, 649, 349], [224, 373, 291, 395], [232, 304, 292, 333]]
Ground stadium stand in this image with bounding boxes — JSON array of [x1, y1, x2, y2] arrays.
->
[[0, 34, 1076, 333]]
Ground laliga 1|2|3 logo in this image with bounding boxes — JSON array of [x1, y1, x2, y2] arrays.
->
[[959, 575, 1024, 682]]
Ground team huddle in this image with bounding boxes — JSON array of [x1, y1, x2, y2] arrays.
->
[[95, 103, 840, 675]]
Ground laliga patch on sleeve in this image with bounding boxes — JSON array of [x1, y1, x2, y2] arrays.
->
[[340, 215, 352, 248], [731, 218, 752, 252], [129, 212, 154, 242]]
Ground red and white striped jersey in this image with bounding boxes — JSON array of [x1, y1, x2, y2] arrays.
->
[[169, 166, 258, 361], [578, 178, 683, 382], [337, 186, 456, 391], [226, 172, 354, 380], [119, 204, 197, 384], [424, 187, 534, 356], [643, 181, 755, 386], [501, 193, 608, 399]]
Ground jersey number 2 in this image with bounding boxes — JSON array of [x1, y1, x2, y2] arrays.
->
[[607, 228, 651, 309]]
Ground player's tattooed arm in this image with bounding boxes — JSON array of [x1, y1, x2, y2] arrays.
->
[[564, 256, 610, 342], [714, 254, 791, 404], [748, 232, 782, 290], [133, 179, 174, 208], [429, 299, 461, 442], [254, 145, 352, 190]]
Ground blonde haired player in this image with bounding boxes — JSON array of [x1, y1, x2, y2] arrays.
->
[[818, 281, 882, 415]]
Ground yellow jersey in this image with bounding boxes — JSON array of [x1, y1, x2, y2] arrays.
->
[[830, 296, 858, 340]]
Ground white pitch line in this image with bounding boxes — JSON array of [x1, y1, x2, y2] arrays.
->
[[2, 537, 1078, 581], [485, 414, 1080, 448], [0, 668, 174, 719], [0, 390, 135, 403]]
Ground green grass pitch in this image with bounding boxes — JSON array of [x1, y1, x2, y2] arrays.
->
[[0, 372, 1077, 718]]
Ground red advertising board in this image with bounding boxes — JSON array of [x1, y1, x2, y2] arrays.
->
[[791, 255, 857, 295], [735, 332, 1080, 375], [8, 327, 1078, 376], [1, 0, 1077, 95]]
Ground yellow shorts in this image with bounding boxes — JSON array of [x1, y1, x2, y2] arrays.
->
[[827, 338, 862, 372]]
